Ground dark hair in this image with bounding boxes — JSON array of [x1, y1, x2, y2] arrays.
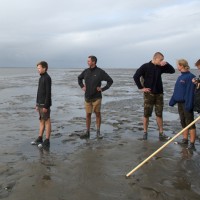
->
[[88, 55, 97, 64], [37, 61, 48, 71], [195, 59, 200, 66]]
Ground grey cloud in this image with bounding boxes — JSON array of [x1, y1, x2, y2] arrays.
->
[[0, 0, 199, 68]]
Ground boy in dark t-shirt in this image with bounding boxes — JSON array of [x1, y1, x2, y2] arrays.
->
[[31, 61, 52, 150]]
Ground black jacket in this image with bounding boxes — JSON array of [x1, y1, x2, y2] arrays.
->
[[133, 61, 175, 94], [36, 72, 52, 108], [78, 66, 113, 100], [194, 88, 200, 113]]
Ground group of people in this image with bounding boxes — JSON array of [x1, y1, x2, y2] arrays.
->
[[31, 53, 200, 152], [31, 56, 114, 149], [134, 52, 200, 151]]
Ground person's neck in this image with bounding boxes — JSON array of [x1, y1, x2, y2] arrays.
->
[[151, 60, 157, 65], [40, 71, 46, 75], [181, 69, 189, 73], [90, 65, 96, 69]]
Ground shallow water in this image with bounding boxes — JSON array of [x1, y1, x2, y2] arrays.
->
[[0, 67, 200, 200]]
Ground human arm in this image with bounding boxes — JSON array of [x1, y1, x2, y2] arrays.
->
[[78, 70, 86, 89], [184, 79, 196, 112], [169, 95, 177, 107], [101, 71, 113, 92], [160, 62, 175, 74], [133, 65, 151, 92], [44, 76, 52, 109], [133, 67, 144, 89]]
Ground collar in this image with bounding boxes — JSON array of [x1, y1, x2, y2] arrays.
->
[[181, 71, 190, 74], [40, 72, 47, 76], [89, 66, 97, 71]]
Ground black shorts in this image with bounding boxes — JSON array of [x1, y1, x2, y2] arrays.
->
[[38, 106, 51, 121], [177, 103, 195, 129]]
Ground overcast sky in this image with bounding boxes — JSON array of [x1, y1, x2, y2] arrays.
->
[[0, 0, 199, 68]]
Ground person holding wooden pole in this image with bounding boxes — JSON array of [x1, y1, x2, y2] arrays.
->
[[193, 59, 200, 113], [169, 59, 196, 151]]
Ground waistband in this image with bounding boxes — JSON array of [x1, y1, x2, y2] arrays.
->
[[85, 97, 102, 103]]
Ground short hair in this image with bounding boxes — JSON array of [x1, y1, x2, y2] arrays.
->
[[88, 55, 97, 64], [37, 61, 48, 71], [177, 59, 190, 70], [153, 52, 164, 59], [195, 59, 200, 66]]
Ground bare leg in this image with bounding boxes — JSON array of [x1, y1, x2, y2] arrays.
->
[[182, 129, 189, 140], [187, 128, 196, 150], [86, 113, 92, 131], [39, 120, 45, 137], [95, 112, 101, 130], [80, 113, 91, 139], [189, 128, 196, 143], [156, 116, 163, 133], [143, 117, 149, 133], [45, 118, 51, 139]]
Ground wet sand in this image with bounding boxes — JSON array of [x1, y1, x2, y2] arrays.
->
[[0, 68, 200, 200]]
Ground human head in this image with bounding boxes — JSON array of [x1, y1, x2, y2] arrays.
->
[[87, 55, 97, 68], [37, 61, 48, 74], [152, 52, 164, 65], [177, 59, 190, 72], [195, 59, 200, 69]]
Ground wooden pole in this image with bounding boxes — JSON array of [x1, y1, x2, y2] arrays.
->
[[126, 115, 200, 177]]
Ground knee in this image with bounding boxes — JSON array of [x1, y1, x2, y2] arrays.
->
[[95, 112, 101, 117], [86, 113, 92, 118], [156, 114, 162, 118]]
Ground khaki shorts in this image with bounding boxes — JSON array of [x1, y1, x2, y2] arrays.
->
[[38, 106, 51, 121], [85, 99, 102, 113], [144, 93, 163, 117], [178, 103, 195, 129]]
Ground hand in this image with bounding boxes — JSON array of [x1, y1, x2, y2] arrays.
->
[[82, 86, 86, 92], [192, 78, 200, 88], [97, 87, 102, 92], [160, 61, 167, 66], [192, 78, 198, 83], [141, 88, 151, 93], [35, 106, 38, 112], [42, 108, 48, 113]]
